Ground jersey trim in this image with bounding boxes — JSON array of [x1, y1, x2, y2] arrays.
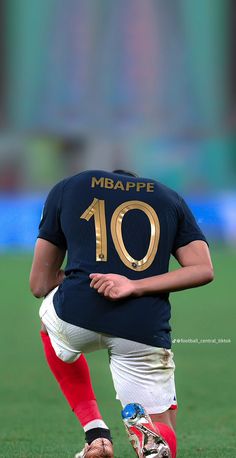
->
[[172, 235, 208, 254], [38, 232, 67, 249]]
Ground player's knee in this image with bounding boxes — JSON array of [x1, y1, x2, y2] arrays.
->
[[55, 348, 79, 364]]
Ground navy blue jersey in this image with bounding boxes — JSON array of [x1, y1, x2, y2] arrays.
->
[[38, 170, 207, 348]]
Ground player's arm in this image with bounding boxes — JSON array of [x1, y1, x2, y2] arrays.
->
[[90, 240, 214, 300], [30, 238, 66, 298], [132, 240, 213, 296]]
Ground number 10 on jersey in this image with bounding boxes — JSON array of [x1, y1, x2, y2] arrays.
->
[[81, 198, 160, 271]]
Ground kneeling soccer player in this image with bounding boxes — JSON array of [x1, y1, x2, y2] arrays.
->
[[30, 169, 214, 457]]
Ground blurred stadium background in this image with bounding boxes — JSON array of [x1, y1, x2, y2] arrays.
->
[[0, 0, 236, 248], [0, 1, 235, 457]]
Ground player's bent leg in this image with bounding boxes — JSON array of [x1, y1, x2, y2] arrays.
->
[[40, 329, 101, 420], [108, 339, 176, 415], [39, 293, 113, 455], [41, 329, 113, 456], [107, 338, 177, 457]]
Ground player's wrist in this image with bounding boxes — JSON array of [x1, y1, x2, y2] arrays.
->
[[132, 279, 146, 297], [132, 277, 160, 297]]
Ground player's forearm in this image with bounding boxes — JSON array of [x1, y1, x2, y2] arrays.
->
[[133, 265, 214, 296]]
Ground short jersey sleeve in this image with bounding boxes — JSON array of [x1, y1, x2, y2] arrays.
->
[[172, 196, 208, 254], [38, 181, 67, 249]]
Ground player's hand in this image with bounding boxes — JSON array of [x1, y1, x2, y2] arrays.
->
[[89, 273, 135, 300]]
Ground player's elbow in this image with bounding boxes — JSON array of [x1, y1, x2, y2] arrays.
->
[[32, 290, 44, 299], [208, 266, 214, 283], [202, 264, 214, 285], [30, 284, 45, 298], [29, 276, 45, 298]]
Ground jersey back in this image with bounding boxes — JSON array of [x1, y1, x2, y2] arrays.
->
[[38, 170, 207, 348]]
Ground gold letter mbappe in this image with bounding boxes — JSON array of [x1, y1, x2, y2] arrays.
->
[[91, 177, 104, 188]]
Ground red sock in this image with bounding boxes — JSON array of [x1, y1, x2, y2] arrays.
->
[[154, 422, 177, 458], [40, 331, 102, 427]]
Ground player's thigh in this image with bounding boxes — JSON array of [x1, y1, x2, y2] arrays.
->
[[106, 337, 177, 415], [39, 289, 104, 362]]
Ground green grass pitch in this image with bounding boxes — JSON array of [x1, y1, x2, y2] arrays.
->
[[0, 247, 235, 457]]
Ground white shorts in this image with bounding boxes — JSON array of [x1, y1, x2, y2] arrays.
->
[[39, 287, 177, 414]]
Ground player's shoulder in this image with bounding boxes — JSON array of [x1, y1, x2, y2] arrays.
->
[[48, 170, 102, 193], [46, 177, 69, 198], [152, 179, 182, 205], [62, 170, 109, 186]]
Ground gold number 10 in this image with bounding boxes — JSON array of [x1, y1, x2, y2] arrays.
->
[[81, 198, 160, 271]]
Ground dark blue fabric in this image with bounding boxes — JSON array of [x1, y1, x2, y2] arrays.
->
[[38, 170, 207, 348]]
